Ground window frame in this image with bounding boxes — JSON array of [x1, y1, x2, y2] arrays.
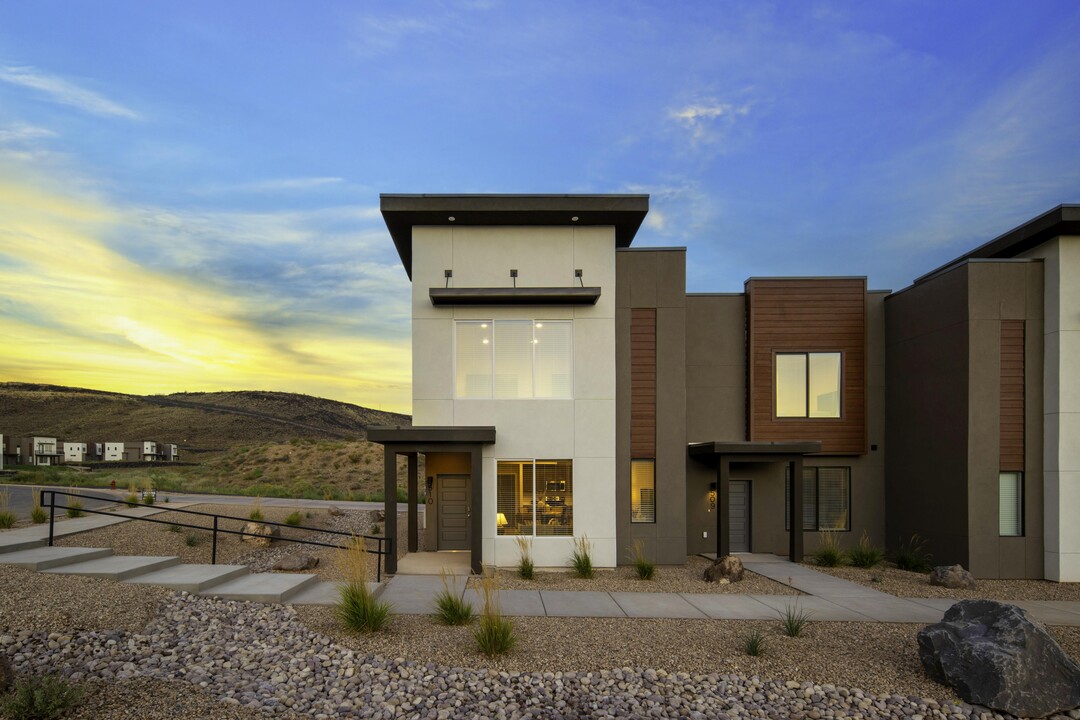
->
[[999, 471, 1024, 537], [496, 458, 573, 537], [774, 351, 843, 419], [784, 466, 852, 532], [630, 458, 656, 524], [454, 319, 573, 400]]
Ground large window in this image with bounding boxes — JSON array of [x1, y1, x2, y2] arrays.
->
[[785, 466, 850, 531], [497, 459, 573, 536], [631, 459, 656, 523], [999, 472, 1023, 537], [455, 320, 573, 399], [776, 352, 841, 418]]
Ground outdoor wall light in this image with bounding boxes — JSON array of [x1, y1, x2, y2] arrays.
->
[[571, 216, 579, 221], [448, 216, 455, 221], [708, 482, 717, 512]]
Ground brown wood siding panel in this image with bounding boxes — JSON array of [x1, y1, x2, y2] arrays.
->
[[631, 308, 656, 458], [1000, 320, 1025, 471], [746, 278, 867, 454]]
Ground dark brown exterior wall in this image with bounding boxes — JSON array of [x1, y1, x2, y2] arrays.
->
[[616, 248, 687, 565], [745, 278, 867, 454], [631, 309, 657, 458], [999, 320, 1025, 472], [885, 260, 1043, 578]]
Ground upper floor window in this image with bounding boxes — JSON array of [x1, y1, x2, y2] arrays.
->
[[776, 352, 841, 418], [455, 320, 572, 399]]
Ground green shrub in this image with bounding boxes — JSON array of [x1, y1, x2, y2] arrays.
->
[[142, 492, 155, 506], [0, 673, 83, 719], [473, 570, 515, 656], [515, 536, 534, 580], [249, 497, 264, 522], [30, 505, 48, 525], [848, 531, 885, 568], [630, 539, 655, 580], [894, 534, 932, 573], [124, 492, 140, 507], [570, 534, 593, 579], [741, 629, 766, 657], [65, 498, 85, 519], [434, 572, 473, 626], [284, 511, 303, 526], [0, 510, 14, 529], [167, 523, 182, 533], [370, 523, 381, 535], [779, 601, 813, 637], [812, 530, 843, 567]]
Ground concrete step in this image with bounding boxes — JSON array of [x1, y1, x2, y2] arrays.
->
[[44, 555, 181, 581], [199, 572, 318, 603], [0, 538, 47, 554], [0, 546, 112, 571], [122, 564, 250, 593]]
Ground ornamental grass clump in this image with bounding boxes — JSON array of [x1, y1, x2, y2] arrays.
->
[[812, 530, 843, 567], [248, 497, 264, 522], [847, 531, 885, 568], [515, 536, 534, 580], [30, 493, 48, 524], [630, 539, 655, 580], [65, 489, 84, 519], [779, 600, 813, 637], [335, 535, 391, 633], [433, 570, 473, 626], [284, 511, 303, 526], [473, 568, 515, 656], [0, 489, 15, 529], [741, 629, 766, 657], [570, 534, 593, 579], [0, 673, 83, 720], [894, 533, 933, 573]]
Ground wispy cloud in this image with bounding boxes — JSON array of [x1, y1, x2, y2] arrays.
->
[[668, 99, 752, 145], [0, 65, 140, 119], [0, 123, 56, 144], [350, 15, 437, 56]]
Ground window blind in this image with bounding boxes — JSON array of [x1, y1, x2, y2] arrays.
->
[[999, 472, 1022, 537]]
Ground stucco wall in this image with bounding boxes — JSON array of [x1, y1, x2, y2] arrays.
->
[[411, 225, 617, 568]]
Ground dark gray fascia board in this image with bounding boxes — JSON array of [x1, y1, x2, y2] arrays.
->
[[380, 194, 649, 278], [688, 440, 823, 457], [615, 246, 687, 252], [914, 204, 1080, 286], [429, 287, 601, 306], [367, 426, 497, 445]]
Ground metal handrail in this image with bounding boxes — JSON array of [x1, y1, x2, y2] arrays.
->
[[39, 489, 393, 582]]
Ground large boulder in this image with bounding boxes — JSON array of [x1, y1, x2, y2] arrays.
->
[[918, 599, 1080, 718], [241, 522, 279, 547], [704, 555, 744, 583], [273, 554, 319, 571], [929, 564, 977, 590], [327, 505, 345, 517]]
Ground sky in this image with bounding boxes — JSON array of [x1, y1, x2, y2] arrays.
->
[[1, 1, 1078, 414]]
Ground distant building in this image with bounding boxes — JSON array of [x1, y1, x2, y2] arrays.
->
[[9, 437, 61, 466], [158, 443, 180, 462], [123, 441, 157, 462], [87, 442, 125, 462], [59, 441, 87, 463], [1, 435, 18, 466]]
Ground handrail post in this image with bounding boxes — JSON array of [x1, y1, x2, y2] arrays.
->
[[47, 490, 55, 547], [211, 516, 218, 565], [376, 537, 382, 583]]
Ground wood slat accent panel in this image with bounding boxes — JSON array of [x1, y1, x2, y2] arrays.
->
[[631, 308, 656, 458], [1000, 320, 1025, 471], [746, 278, 867, 454]]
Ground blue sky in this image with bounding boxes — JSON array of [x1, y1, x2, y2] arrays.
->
[[1, 1, 1078, 411]]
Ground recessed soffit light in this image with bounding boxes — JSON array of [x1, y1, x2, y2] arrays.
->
[[448, 216, 456, 221]]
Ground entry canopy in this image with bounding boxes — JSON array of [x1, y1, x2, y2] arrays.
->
[[367, 426, 496, 445], [688, 440, 822, 463]]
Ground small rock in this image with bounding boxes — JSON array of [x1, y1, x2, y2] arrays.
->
[[929, 565, 977, 590], [241, 522, 280, 547], [327, 505, 344, 517], [273, 555, 320, 571]]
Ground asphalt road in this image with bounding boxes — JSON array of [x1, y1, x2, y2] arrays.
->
[[1, 484, 124, 520]]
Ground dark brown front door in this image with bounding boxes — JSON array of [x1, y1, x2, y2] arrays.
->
[[438, 475, 470, 550], [729, 480, 751, 552]]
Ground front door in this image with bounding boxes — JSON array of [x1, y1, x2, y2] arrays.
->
[[437, 475, 470, 550], [729, 480, 751, 553]]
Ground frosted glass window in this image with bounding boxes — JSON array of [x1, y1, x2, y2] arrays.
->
[[776, 354, 807, 417], [776, 352, 841, 418], [999, 472, 1023, 537], [494, 321, 534, 399], [455, 321, 493, 398], [534, 321, 572, 398], [631, 459, 656, 523]]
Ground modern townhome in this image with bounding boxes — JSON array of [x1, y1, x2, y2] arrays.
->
[[158, 443, 180, 462], [59, 441, 87, 463], [88, 442, 125, 462], [123, 441, 158, 462], [2, 436, 61, 466], [370, 195, 1077, 582]]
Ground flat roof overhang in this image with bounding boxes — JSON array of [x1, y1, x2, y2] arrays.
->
[[688, 440, 822, 464], [429, 286, 601, 306], [367, 426, 496, 445], [380, 194, 649, 278]]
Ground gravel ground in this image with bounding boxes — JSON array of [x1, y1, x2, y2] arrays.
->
[[470, 555, 799, 595], [0, 566, 167, 634], [64, 677, 303, 720], [807, 563, 1080, 601], [56, 503, 335, 566], [8, 592, 1061, 720]]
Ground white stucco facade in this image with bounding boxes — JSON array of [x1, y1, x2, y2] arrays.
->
[[1022, 235, 1080, 581], [411, 225, 618, 568]]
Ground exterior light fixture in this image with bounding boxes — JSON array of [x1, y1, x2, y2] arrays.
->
[[535, 322, 543, 328], [482, 338, 489, 345], [480, 323, 488, 329], [448, 216, 456, 221], [708, 482, 717, 512], [571, 216, 579, 222]]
